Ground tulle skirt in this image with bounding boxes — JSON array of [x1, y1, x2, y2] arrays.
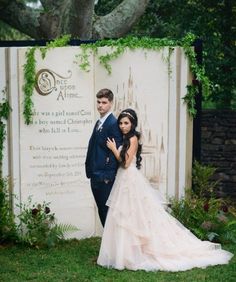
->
[[97, 164, 233, 271]]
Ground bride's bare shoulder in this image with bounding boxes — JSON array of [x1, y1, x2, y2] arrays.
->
[[129, 136, 138, 147], [130, 135, 138, 142]]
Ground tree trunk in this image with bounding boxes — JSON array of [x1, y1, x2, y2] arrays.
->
[[93, 0, 150, 38], [0, 1, 41, 39], [0, 0, 150, 40]]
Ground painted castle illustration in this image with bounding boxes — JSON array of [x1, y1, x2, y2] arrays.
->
[[113, 67, 167, 189]]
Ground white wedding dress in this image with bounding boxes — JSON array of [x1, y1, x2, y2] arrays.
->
[[97, 158, 233, 272]]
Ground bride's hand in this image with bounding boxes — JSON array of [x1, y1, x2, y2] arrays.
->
[[106, 137, 116, 151]]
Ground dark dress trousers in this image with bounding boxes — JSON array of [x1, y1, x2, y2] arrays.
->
[[85, 113, 122, 226]]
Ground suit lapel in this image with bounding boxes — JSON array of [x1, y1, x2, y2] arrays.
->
[[100, 113, 113, 132]]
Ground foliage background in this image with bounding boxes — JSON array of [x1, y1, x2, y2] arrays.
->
[[96, 0, 236, 109], [0, 0, 235, 108]]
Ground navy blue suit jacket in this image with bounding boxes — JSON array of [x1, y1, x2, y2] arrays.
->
[[85, 113, 123, 182]]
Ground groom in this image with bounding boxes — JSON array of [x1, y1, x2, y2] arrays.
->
[[85, 88, 122, 226]]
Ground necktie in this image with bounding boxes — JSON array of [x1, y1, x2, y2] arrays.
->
[[96, 120, 102, 131]]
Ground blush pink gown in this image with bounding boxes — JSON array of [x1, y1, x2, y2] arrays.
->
[[97, 158, 233, 271]]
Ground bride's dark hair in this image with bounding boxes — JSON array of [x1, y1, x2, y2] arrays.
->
[[118, 109, 142, 169]]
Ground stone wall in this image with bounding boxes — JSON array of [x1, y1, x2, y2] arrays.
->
[[201, 110, 236, 198]]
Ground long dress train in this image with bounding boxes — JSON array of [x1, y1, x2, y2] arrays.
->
[[97, 159, 233, 272]]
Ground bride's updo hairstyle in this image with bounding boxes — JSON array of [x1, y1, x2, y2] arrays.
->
[[118, 109, 142, 169]]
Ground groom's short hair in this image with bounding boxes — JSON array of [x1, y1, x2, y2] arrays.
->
[[96, 88, 114, 102]]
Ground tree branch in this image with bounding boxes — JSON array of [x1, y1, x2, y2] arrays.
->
[[0, 0, 150, 40], [40, 0, 95, 39], [0, 0, 41, 38], [93, 0, 150, 38], [61, 0, 95, 39]]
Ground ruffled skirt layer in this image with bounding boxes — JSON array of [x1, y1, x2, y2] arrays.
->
[[97, 165, 233, 271]]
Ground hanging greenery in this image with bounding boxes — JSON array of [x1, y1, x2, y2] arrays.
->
[[0, 88, 11, 177], [23, 47, 36, 125], [23, 35, 71, 124], [76, 36, 177, 74], [76, 33, 211, 117], [23, 33, 210, 123]]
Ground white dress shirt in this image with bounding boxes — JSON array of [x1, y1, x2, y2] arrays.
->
[[97, 112, 112, 130]]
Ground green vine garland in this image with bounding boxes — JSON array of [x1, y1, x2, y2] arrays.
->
[[23, 47, 36, 125], [76, 36, 177, 74], [0, 88, 11, 177], [23, 33, 210, 122], [76, 33, 211, 117], [23, 35, 71, 124]]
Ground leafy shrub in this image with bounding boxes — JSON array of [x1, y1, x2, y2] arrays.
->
[[170, 196, 236, 243], [169, 161, 236, 244], [192, 160, 219, 198], [17, 197, 79, 248], [0, 177, 17, 243]]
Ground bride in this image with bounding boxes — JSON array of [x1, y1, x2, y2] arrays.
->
[[97, 108, 233, 271]]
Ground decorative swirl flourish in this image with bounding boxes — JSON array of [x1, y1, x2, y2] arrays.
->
[[35, 69, 72, 96]]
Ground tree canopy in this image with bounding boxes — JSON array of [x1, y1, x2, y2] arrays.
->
[[96, 0, 236, 108], [0, 0, 235, 108]]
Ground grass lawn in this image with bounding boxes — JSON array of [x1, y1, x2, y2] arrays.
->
[[0, 237, 235, 282]]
